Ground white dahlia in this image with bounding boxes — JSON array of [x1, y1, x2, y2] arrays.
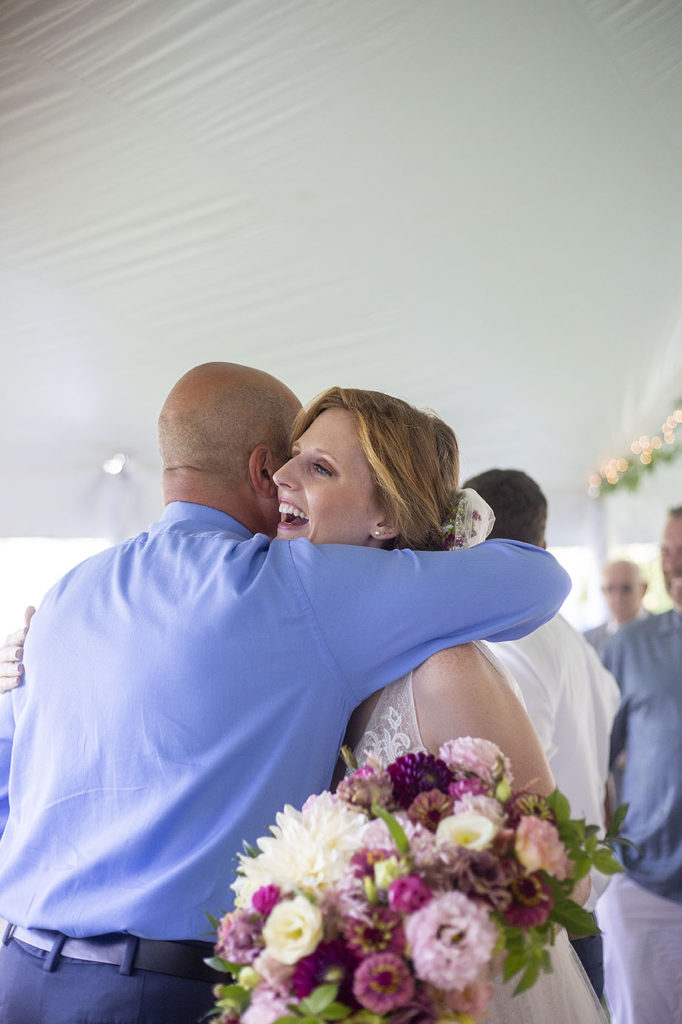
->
[[232, 791, 367, 906]]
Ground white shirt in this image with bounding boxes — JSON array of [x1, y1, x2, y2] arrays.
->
[[493, 614, 621, 907]]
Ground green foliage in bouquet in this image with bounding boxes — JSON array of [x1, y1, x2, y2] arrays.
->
[[205, 740, 629, 1024]]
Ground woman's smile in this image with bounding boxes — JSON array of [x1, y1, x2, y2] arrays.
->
[[273, 408, 392, 547]]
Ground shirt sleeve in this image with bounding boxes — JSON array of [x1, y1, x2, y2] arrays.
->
[[285, 537, 571, 703], [0, 694, 15, 839]]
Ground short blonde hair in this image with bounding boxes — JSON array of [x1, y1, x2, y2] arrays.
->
[[291, 387, 459, 550]]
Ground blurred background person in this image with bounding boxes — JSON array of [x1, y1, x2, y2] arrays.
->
[[583, 560, 648, 661], [596, 506, 682, 1024]]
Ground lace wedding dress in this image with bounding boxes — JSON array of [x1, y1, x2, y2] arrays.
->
[[353, 641, 608, 1024]]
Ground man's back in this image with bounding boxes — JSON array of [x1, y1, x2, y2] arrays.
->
[[493, 614, 620, 842], [0, 501, 566, 941]]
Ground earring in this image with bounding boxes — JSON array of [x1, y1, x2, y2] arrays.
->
[[374, 529, 383, 536]]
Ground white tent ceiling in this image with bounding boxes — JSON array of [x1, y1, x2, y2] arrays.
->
[[1, 0, 681, 547]]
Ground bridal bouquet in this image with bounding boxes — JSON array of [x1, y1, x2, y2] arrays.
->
[[207, 738, 625, 1024]]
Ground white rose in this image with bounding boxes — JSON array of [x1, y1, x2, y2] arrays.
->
[[262, 895, 324, 965], [435, 810, 498, 851]]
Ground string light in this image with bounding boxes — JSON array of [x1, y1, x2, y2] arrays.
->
[[588, 403, 682, 498]]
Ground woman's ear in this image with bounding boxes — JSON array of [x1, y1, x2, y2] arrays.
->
[[371, 520, 399, 541], [248, 445, 278, 500]]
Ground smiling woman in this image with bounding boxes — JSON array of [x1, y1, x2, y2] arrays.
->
[[274, 387, 460, 550], [273, 407, 393, 547]]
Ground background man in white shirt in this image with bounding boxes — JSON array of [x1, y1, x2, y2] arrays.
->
[[464, 468, 621, 1003]]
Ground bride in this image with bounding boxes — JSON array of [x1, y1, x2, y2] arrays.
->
[[273, 385, 607, 1024]]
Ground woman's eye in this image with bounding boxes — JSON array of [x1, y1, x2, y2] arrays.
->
[[313, 462, 332, 476]]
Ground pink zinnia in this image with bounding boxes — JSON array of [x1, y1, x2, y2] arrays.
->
[[407, 789, 453, 831], [504, 871, 554, 927], [388, 875, 432, 914], [344, 906, 405, 956], [352, 952, 415, 1013], [515, 815, 568, 879], [405, 891, 498, 989]]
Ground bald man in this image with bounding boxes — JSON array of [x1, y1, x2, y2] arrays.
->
[[583, 560, 648, 660], [0, 364, 569, 1024]]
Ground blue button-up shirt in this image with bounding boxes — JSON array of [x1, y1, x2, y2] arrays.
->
[[604, 609, 682, 902], [0, 502, 569, 939]]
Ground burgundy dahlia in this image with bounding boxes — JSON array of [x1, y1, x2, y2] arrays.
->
[[292, 939, 359, 1005], [387, 752, 454, 808]]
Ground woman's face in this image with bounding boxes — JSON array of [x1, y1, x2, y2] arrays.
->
[[273, 408, 393, 546]]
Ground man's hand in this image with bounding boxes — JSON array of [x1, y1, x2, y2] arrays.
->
[[0, 606, 35, 693]]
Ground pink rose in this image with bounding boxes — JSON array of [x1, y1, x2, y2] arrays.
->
[[514, 815, 569, 879]]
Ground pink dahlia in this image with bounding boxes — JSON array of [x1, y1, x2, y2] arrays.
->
[[388, 753, 454, 808], [405, 891, 498, 989], [292, 939, 358, 1004], [352, 952, 415, 1013], [504, 871, 554, 927]]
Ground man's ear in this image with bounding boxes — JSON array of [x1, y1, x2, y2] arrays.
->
[[248, 445, 278, 500]]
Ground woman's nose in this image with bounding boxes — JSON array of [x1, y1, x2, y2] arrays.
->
[[273, 458, 294, 489]]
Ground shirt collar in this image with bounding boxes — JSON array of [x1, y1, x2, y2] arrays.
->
[[160, 501, 254, 540]]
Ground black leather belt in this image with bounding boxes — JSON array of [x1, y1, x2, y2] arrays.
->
[[0, 917, 220, 983]]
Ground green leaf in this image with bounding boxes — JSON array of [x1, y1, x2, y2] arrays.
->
[[205, 911, 221, 931], [203, 955, 236, 974], [212, 984, 251, 1011], [547, 788, 571, 823], [607, 802, 629, 837], [370, 802, 409, 854], [503, 950, 528, 981], [301, 984, 339, 1016], [242, 840, 261, 858], [321, 1002, 352, 1021], [514, 960, 540, 994], [551, 901, 598, 937], [593, 848, 625, 874]]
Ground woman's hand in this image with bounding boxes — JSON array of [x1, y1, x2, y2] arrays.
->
[[0, 606, 35, 693]]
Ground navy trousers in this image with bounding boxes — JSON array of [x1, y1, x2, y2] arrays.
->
[[570, 933, 604, 1003], [0, 935, 217, 1024]]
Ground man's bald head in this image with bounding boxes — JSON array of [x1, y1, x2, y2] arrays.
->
[[158, 363, 301, 531], [159, 362, 300, 481]]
